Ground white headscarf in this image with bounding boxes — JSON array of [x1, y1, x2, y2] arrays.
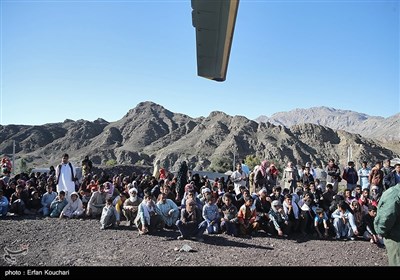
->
[[129, 187, 138, 202]]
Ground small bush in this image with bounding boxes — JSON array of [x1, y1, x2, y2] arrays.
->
[[105, 159, 117, 167], [210, 157, 232, 173]]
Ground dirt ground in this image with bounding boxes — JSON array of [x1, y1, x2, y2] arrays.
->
[[0, 216, 388, 267]]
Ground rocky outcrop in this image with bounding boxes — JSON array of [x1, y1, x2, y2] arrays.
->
[[1, 102, 398, 172]]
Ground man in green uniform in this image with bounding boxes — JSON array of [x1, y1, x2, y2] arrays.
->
[[374, 183, 400, 266]]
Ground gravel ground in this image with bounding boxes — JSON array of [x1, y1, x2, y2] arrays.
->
[[0, 216, 388, 267]]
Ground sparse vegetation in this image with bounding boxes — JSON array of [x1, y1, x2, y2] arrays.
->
[[18, 158, 28, 174], [105, 159, 117, 167], [209, 157, 232, 173], [244, 155, 261, 171]]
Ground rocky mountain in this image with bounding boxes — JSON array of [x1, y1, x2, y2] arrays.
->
[[256, 107, 400, 142], [1, 102, 398, 173]]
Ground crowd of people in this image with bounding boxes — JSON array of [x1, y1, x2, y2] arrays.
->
[[0, 154, 399, 264]]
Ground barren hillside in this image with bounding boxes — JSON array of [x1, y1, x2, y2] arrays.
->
[[1, 102, 398, 172]]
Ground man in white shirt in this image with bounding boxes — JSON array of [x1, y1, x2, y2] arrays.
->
[[358, 161, 371, 190], [55, 153, 76, 200], [231, 163, 247, 195]]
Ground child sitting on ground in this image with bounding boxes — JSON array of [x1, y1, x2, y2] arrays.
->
[[100, 198, 118, 230]]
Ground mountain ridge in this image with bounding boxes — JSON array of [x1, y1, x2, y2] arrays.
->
[[1, 101, 398, 172], [256, 106, 399, 141]]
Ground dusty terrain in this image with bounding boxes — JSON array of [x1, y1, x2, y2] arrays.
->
[[0, 216, 388, 267]]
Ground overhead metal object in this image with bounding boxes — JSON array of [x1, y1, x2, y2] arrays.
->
[[192, 0, 240, 82]]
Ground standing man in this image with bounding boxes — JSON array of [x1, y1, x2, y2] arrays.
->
[[326, 159, 341, 194], [358, 161, 371, 190], [369, 161, 384, 190], [374, 183, 400, 266], [342, 161, 359, 191], [231, 163, 247, 195], [382, 159, 394, 190], [382, 159, 394, 177], [81, 155, 93, 177], [384, 164, 400, 189], [56, 153, 77, 199]]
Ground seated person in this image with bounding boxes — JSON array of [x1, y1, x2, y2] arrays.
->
[[237, 196, 259, 236], [100, 198, 118, 230], [176, 198, 207, 242], [49, 191, 68, 218], [134, 194, 164, 235], [27, 191, 42, 214], [234, 186, 249, 209], [113, 192, 129, 224], [201, 196, 220, 234], [104, 181, 119, 200], [269, 186, 284, 204], [0, 189, 9, 217], [362, 205, 384, 247], [254, 188, 271, 232], [9, 185, 28, 216], [61, 192, 84, 218], [123, 187, 142, 226], [331, 201, 358, 240], [314, 207, 329, 239], [156, 192, 179, 228], [181, 187, 202, 211], [220, 193, 238, 236], [268, 200, 289, 237], [86, 184, 107, 218], [282, 194, 300, 234], [40, 185, 57, 216], [80, 189, 92, 211]]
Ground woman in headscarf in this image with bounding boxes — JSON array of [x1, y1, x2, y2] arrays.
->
[[282, 161, 298, 193], [254, 160, 269, 193]]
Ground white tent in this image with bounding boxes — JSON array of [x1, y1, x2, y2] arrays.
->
[[224, 170, 233, 176], [391, 158, 400, 166]]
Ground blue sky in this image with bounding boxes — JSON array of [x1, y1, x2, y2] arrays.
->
[[1, 0, 399, 125]]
